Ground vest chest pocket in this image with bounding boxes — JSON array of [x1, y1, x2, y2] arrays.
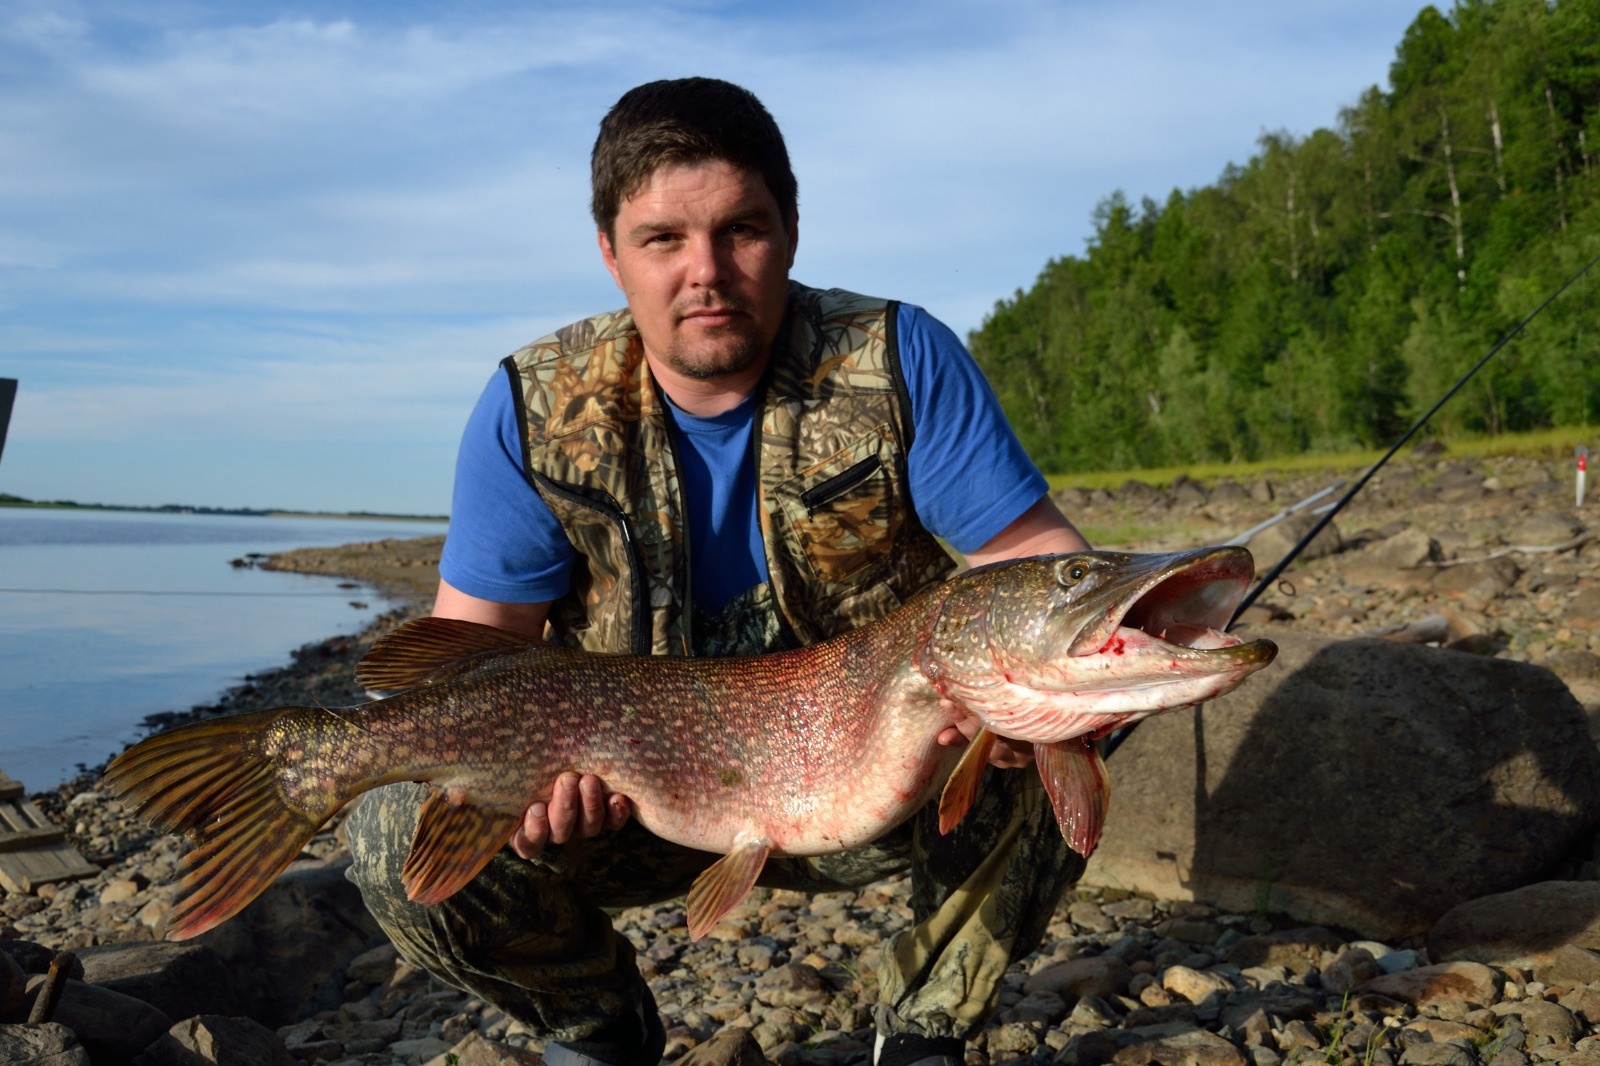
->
[[773, 430, 906, 585]]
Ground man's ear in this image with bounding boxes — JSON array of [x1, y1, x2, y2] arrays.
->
[[598, 229, 624, 291], [786, 211, 800, 269]]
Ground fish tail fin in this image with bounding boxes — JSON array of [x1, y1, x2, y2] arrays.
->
[[102, 708, 337, 941]]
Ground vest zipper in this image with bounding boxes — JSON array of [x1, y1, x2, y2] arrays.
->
[[529, 472, 652, 655], [658, 415, 695, 656], [800, 453, 882, 511]]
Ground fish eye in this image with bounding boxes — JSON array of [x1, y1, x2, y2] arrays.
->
[[1056, 558, 1090, 584]]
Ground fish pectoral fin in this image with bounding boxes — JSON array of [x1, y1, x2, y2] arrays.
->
[[401, 786, 523, 905], [685, 832, 772, 941], [1034, 737, 1112, 858], [357, 616, 541, 692], [937, 727, 997, 834]]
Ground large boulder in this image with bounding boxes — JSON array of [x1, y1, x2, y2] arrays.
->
[[1082, 630, 1600, 939], [79, 858, 383, 1027]]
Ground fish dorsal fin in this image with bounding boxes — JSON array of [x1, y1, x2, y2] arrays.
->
[[1034, 737, 1112, 857], [358, 617, 539, 692], [937, 728, 997, 834], [685, 831, 771, 939], [401, 786, 524, 905]]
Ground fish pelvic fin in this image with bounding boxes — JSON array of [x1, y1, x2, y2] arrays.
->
[[937, 727, 997, 834], [357, 616, 540, 692], [685, 831, 772, 940], [1034, 737, 1112, 857], [102, 708, 336, 941], [402, 787, 524, 905]]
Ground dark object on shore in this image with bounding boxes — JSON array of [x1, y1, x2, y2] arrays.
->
[[0, 378, 15, 467]]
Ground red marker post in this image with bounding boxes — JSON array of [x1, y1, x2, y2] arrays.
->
[[1579, 445, 1589, 510]]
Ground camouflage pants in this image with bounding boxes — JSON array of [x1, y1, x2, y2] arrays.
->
[[343, 766, 1083, 1045]]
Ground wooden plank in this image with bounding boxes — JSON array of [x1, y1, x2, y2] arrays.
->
[[0, 766, 99, 893], [0, 844, 101, 893], [0, 826, 67, 852]]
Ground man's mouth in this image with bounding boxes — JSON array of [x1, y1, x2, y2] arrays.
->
[[679, 305, 745, 327]]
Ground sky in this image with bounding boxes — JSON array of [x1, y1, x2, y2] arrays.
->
[[0, 0, 1427, 517]]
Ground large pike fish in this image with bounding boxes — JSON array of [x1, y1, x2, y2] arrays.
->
[[104, 547, 1277, 942]]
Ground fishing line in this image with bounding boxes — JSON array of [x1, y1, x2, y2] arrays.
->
[[1103, 244, 1600, 761]]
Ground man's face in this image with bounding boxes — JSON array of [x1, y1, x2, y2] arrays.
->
[[599, 159, 798, 384]]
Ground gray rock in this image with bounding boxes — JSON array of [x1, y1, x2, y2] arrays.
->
[[131, 1014, 298, 1066], [1068, 992, 1122, 1029], [1083, 632, 1600, 939], [753, 964, 827, 1010], [1023, 955, 1132, 1000], [1399, 1042, 1477, 1066], [1506, 515, 1581, 546], [23, 975, 172, 1063], [1367, 528, 1441, 569], [1508, 1000, 1582, 1046], [671, 1027, 768, 1066], [1247, 513, 1344, 573], [1429, 882, 1600, 972], [1323, 946, 1384, 994], [75, 941, 249, 1023], [0, 1021, 91, 1065], [1111, 1025, 1247, 1066], [1358, 963, 1503, 1010], [1, 949, 26, 1020], [1431, 557, 1521, 607], [187, 858, 384, 1025]]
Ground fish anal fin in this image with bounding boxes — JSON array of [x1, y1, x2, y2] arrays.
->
[[937, 728, 997, 834], [1034, 737, 1112, 857], [401, 786, 524, 905], [685, 832, 771, 940], [358, 617, 542, 692]]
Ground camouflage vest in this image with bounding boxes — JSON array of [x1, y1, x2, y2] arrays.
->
[[501, 282, 957, 656]]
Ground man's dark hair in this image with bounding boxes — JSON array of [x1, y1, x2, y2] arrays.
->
[[591, 77, 798, 240]]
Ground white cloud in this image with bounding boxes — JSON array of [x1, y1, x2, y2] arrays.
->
[[0, 0, 1425, 512]]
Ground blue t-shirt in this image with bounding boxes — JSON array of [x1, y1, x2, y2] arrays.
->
[[439, 302, 1048, 610]]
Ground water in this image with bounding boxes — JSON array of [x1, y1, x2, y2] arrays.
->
[[0, 508, 447, 792]]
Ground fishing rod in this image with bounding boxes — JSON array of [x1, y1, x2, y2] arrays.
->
[[1102, 245, 1600, 760]]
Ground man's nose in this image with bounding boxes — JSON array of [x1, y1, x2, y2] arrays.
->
[[685, 234, 729, 285]]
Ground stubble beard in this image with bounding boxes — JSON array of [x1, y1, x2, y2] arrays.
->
[[662, 323, 769, 382]]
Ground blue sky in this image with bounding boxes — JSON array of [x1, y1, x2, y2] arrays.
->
[[1, 0, 1424, 516]]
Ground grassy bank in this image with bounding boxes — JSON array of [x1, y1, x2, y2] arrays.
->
[[1045, 425, 1597, 493]]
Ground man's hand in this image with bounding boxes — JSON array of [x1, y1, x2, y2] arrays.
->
[[511, 772, 632, 860], [936, 714, 1034, 769]]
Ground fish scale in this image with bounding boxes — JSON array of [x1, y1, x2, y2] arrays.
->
[[103, 547, 1277, 942]]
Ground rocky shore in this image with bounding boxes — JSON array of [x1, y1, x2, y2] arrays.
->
[[4, 449, 1599, 1066]]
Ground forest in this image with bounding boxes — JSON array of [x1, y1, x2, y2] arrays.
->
[[970, 0, 1600, 474]]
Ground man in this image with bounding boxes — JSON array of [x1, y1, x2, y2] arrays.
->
[[346, 77, 1090, 1066]]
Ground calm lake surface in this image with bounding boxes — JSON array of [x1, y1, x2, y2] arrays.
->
[[0, 508, 446, 792]]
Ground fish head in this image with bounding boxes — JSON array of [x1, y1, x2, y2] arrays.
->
[[915, 546, 1278, 743]]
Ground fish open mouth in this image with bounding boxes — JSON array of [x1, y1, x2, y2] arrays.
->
[[921, 546, 1280, 745], [1115, 550, 1253, 650], [1065, 546, 1271, 663]]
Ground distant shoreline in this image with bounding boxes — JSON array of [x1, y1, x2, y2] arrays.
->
[[0, 496, 447, 523]]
